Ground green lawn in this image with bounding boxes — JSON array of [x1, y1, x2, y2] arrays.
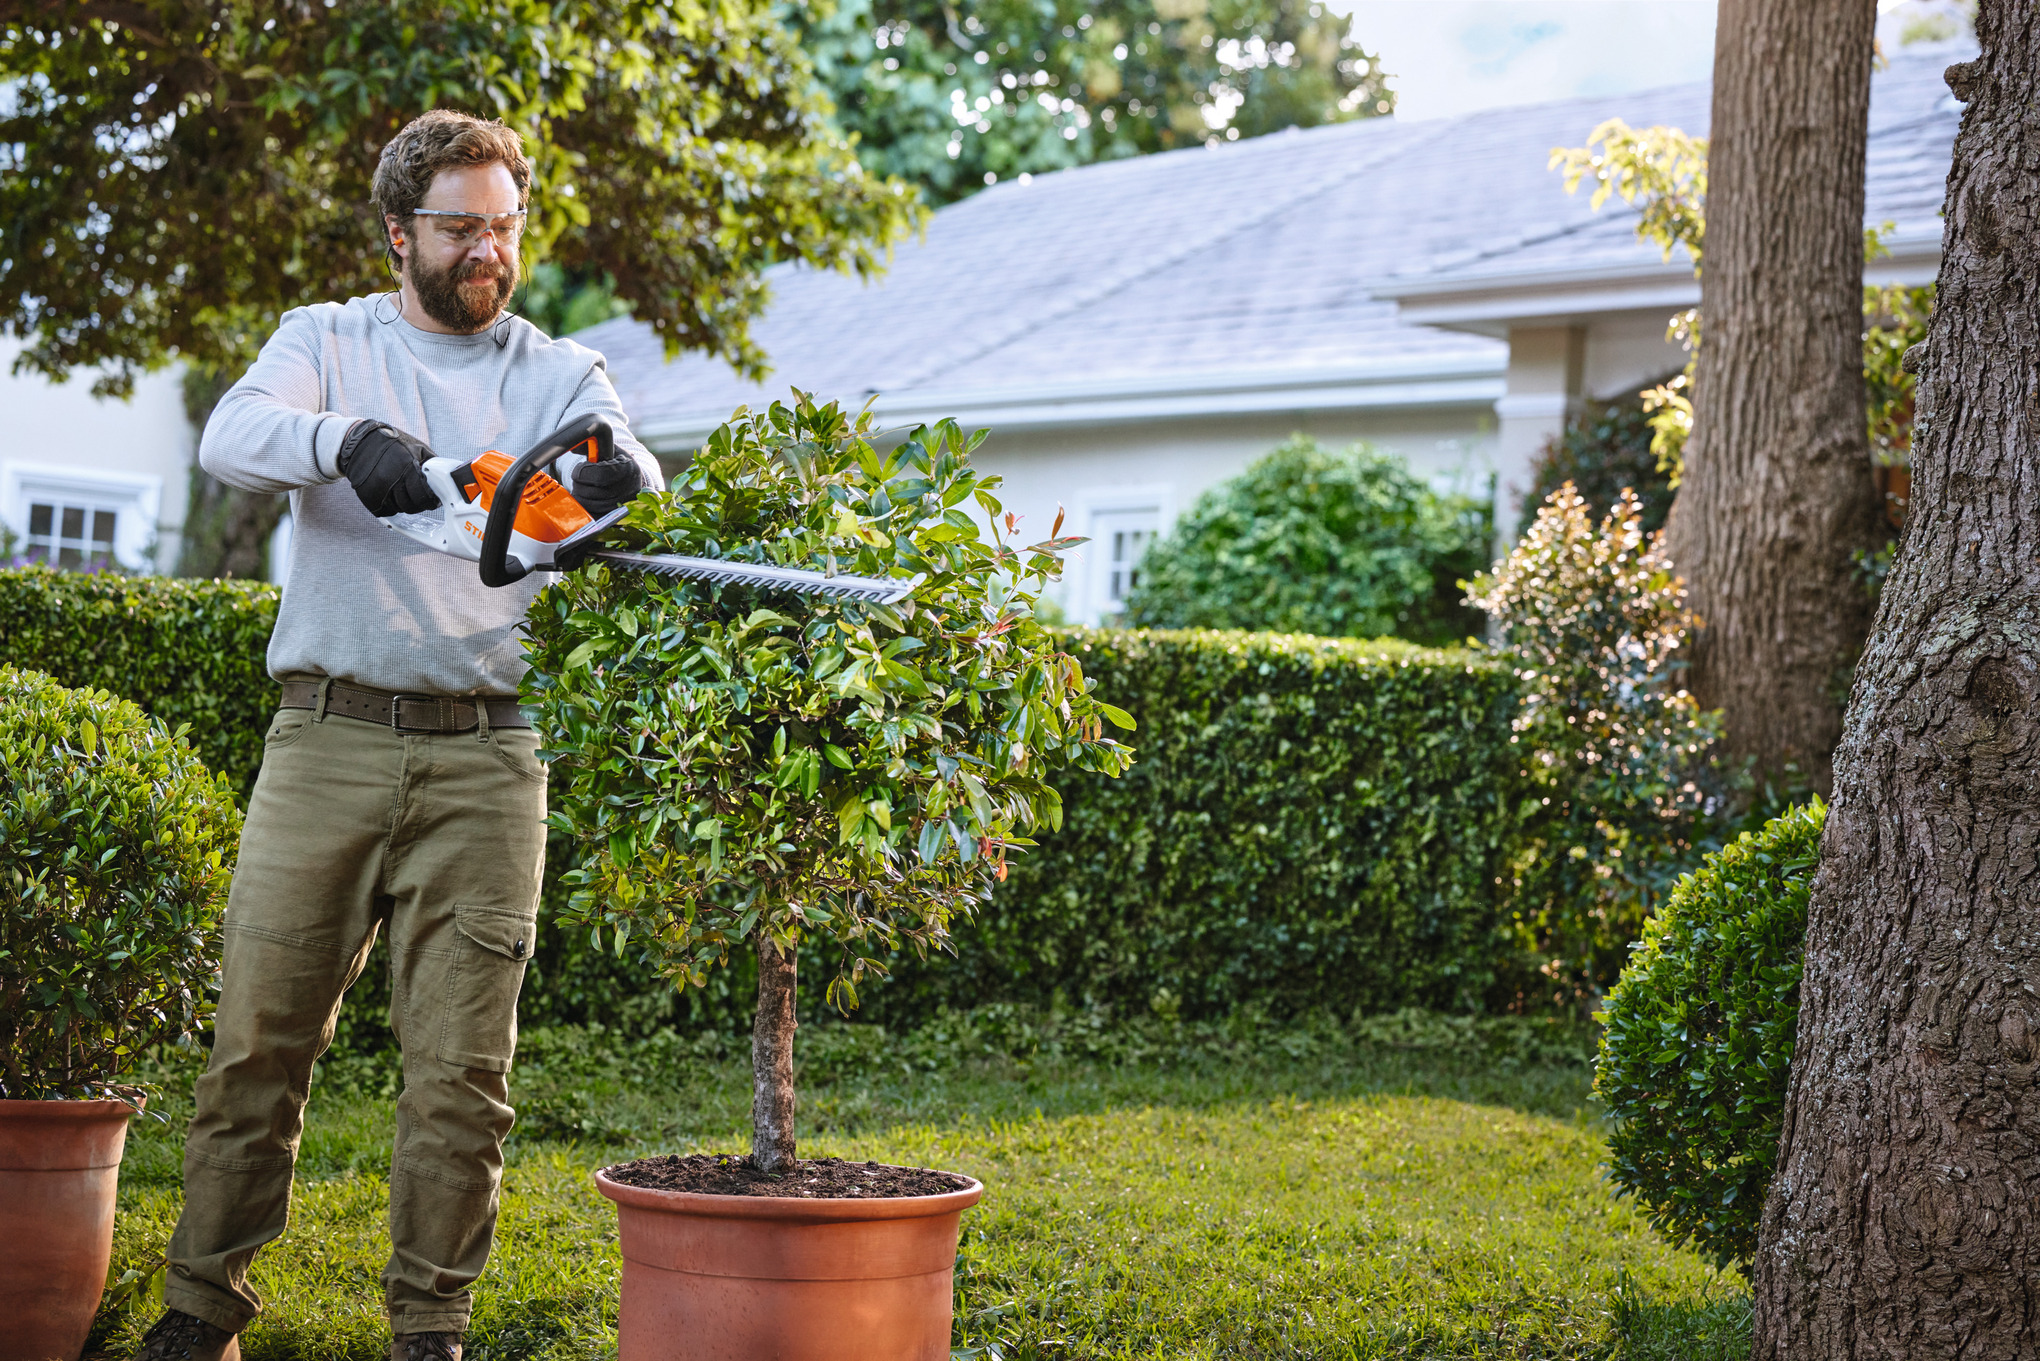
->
[[91, 1011, 1750, 1360]]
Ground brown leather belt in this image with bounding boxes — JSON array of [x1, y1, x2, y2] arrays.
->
[[278, 680, 531, 733]]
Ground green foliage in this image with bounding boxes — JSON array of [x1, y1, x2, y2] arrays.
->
[[1864, 280, 1934, 467], [1468, 486, 1721, 1002], [522, 394, 1133, 1012], [0, 667, 241, 1100], [1597, 800, 1825, 1273], [1550, 119, 1708, 262], [1551, 121, 1710, 485], [893, 629, 1528, 1020], [0, 567, 280, 801], [801, 0, 1391, 204], [1, 0, 923, 392], [1518, 391, 1678, 540], [1124, 436, 1489, 644], [518, 262, 635, 339]]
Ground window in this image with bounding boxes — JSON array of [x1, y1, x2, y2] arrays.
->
[[1, 464, 162, 573], [24, 499, 119, 570], [1089, 506, 1160, 619], [1106, 524, 1153, 605]]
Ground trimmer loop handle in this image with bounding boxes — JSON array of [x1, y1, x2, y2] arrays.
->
[[478, 414, 616, 588]]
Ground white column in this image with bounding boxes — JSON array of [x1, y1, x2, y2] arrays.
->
[[1492, 324, 1585, 552]]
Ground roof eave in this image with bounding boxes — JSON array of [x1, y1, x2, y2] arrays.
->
[[1374, 231, 1943, 334], [635, 354, 1506, 454]]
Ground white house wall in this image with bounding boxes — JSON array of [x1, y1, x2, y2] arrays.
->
[[0, 339, 194, 572], [1582, 313, 1690, 402]]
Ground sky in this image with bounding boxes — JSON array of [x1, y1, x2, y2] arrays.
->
[[1328, 1, 1965, 123], [1331, 1, 1719, 122]]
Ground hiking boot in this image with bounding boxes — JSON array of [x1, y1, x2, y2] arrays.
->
[[392, 1332, 463, 1361], [132, 1309, 241, 1361]]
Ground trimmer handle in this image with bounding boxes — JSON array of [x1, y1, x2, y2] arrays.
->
[[479, 414, 616, 587]]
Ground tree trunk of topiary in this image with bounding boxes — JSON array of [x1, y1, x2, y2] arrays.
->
[[751, 936, 798, 1173], [1663, 0, 1885, 795], [1752, 12, 2040, 1356]]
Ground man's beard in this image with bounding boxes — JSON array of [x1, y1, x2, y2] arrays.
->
[[408, 252, 518, 333]]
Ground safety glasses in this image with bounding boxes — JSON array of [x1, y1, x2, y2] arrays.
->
[[412, 208, 527, 250]]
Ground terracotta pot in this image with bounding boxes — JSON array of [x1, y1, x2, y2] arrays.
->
[[595, 1168, 983, 1361], [1875, 462, 1912, 529], [0, 1098, 136, 1361]]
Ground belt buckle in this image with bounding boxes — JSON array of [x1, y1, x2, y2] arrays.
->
[[390, 694, 442, 733]]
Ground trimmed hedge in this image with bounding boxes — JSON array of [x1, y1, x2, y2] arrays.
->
[[1596, 799, 1825, 1272], [888, 629, 1525, 1019], [0, 567, 279, 800], [0, 568, 1530, 1033]]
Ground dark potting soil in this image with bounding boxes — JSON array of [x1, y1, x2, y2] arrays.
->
[[605, 1153, 972, 1199]]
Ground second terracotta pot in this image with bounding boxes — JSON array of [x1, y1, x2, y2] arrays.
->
[[0, 1097, 136, 1361], [595, 1168, 982, 1361]]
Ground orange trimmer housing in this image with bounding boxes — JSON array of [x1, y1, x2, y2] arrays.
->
[[457, 442, 597, 545]]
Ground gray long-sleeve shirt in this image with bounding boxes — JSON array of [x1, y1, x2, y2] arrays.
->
[[200, 296, 663, 696]]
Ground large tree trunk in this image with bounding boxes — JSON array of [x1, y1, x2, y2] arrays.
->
[[751, 936, 798, 1173], [1665, 0, 1886, 795], [1752, 10, 2040, 1356], [176, 467, 285, 580]]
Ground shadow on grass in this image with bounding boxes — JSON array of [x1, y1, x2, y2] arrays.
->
[[491, 1005, 1606, 1161]]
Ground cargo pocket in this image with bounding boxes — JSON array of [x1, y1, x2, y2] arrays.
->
[[438, 903, 536, 1072]]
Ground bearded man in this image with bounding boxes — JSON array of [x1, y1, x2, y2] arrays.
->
[[132, 109, 662, 1361]]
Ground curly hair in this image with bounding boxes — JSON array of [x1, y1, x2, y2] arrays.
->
[[371, 110, 531, 268]]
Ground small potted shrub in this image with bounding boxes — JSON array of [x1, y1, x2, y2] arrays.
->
[[0, 667, 239, 1361], [522, 395, 1133, 1359]]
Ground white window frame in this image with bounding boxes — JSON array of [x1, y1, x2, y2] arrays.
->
[[0, 462, 162, 573], [1071, 483, 1174, 626]]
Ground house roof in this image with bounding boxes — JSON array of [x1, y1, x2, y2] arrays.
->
[[583, 43, 1966, 453]]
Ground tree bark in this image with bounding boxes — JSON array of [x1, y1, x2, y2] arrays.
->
[[176, 467, 285, 580], [1665, 0, 1886, 795], [1752, 9, 2040, 1356], [751, 936, 798, 1173]]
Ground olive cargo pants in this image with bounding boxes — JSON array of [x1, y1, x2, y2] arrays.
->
[[163, 703, 547, 1336]]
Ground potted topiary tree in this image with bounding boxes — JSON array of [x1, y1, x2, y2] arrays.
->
[[521, 395, 1133, 1359], [0, 666, 240, 1361]]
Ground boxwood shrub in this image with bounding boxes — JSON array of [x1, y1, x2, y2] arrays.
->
[[1124, 437, 1489, 645], [1596, 799, 1825, 1272], [0, 567, 279, 799], [0, 666, 242, 1099], [881, 628, 1527, 1020]]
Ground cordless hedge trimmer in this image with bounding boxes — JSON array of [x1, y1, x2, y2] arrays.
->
[[379, 414, 913, 604]]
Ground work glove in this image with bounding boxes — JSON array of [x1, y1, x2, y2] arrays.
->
[[337, 421, 438, 518], [570, 452, 646, 520]]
